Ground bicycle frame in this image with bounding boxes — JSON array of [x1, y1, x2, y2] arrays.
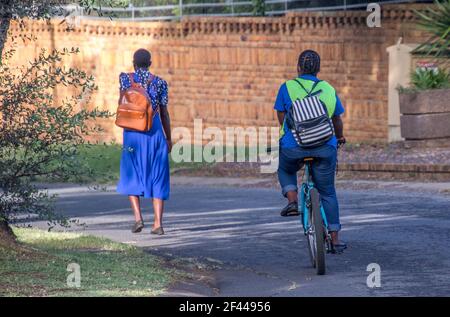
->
[[299, 162, 329, 235]]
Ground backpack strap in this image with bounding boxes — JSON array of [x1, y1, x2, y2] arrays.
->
[[294, 78, 322, 97], [127, 72, 160, 114]]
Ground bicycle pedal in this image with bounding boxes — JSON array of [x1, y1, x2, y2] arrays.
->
[[326, 244, 339, 254], [329, 248, 345, 255]]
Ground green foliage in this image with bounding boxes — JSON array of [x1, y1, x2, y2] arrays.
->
[[413, 0, 450, 57], [0, 0, 126, 233], [398, 67, 450, 93], [0, 42, 112, 228], [0, 0, 120, 20], [80, 0, 263, 18], [411, 67, 450, 90], [252, 0, 266, 16], [62, 143, 122, 183]]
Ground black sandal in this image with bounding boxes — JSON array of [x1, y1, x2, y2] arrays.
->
[[131, 220, 144, 233], [330, 242, 347, 254], [280, 202, 300, 217]]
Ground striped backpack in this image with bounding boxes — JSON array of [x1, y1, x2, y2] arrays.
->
[[285, 79, 335, 148]]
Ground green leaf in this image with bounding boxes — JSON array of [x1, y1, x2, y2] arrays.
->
[[413, 0, 450, 58]]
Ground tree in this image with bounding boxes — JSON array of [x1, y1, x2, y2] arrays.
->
[[252, 0, 266, 16], [0, 45, 112, 246], [0, 1, 124, 60], [0, 1, 116, 245], [413, 0, 450, 58]]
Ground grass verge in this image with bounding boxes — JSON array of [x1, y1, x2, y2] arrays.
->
[[60, 143, 212, 184], [0, 227, 174, 297], [35, 143, 271, 184]]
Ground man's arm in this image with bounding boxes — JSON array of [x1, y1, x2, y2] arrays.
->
[[332, 93, 345, 144], [274, 84, 288, 126], [332, 115, 345, 142], [277, 111, 285, 126], [160, 107, 172, 152]]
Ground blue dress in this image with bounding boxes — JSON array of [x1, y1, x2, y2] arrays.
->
[[116, 69, 170, 200]]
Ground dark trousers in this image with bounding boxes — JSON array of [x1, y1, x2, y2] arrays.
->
[[277, 144, 341, 231]]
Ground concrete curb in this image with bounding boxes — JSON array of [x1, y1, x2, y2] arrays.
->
[[36, 176, 450, 196], [340, 163, 450, 174], [38, 177, 269, 196], [43, 185, 116, 196]]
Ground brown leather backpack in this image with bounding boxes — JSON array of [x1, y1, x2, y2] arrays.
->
[[115, 73, 157, 132]]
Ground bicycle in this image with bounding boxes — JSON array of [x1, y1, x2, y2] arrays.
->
[[269, 140, 344, 275], [298, 157, 330, 275], [299, 141, 344, 275]]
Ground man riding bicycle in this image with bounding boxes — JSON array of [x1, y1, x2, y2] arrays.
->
[[274, 50, 347, 253]]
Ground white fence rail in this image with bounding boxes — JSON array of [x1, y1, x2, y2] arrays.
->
[[60, 0, 427, 22]]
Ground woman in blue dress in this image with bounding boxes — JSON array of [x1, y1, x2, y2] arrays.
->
[[116, 49, 172, 235]]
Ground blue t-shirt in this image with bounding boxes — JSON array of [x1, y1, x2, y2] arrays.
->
[[274, 74, 345, 149]]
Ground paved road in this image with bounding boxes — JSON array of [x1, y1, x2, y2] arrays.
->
[[40, 180, 450, 296]]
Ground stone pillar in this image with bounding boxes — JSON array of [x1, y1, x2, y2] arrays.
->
[[386, 42, 418, 142]]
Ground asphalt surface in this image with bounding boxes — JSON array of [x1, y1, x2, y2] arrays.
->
[[34, 180, 450, 296]]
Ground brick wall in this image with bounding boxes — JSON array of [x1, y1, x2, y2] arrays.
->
[[6, 4, 429, 143]]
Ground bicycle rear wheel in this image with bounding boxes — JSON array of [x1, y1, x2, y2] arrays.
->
[[310, 188, 326, 275]]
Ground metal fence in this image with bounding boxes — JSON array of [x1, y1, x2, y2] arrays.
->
[[61, 0, 431, 21]]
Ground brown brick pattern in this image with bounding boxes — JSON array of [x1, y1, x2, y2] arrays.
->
[[5, 4, 429, 143]]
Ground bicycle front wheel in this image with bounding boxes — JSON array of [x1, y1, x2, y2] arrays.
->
[[310, 188, 326, 275]]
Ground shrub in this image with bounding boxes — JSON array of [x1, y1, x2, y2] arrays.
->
[[0, 42, 111, 238], [398, 67, 450, 93], [413, 0, 450, 58], [411, 67, 450, 90]]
